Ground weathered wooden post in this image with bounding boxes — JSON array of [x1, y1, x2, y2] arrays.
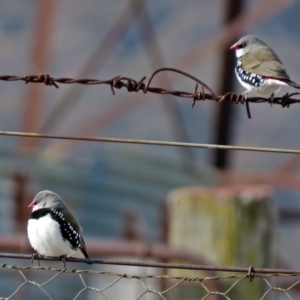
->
[[167, 185, 277, 299]]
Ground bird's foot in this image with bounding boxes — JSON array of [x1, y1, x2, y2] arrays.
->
[[31, 253, 41, 267], [242, 91, 249, 98], [59, 255, 67, 268], [282, 92, 290, 107], [268, 93, 275, 106], [241, 91, 249, 104]]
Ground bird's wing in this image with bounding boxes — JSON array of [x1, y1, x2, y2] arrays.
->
[[241, 46, 290, 80], [249, 61, 290, 80], [63, 209, 89, 258]]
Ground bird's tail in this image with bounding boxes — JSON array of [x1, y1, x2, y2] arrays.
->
[[287, 80, 300, 89]]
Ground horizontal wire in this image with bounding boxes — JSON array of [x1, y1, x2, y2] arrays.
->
[[0, 264, 239, 280], [0, 264, 293, 282], [1, 253, 300, 275], [0, 130, 300, 154], [0, 69, 300, 119]]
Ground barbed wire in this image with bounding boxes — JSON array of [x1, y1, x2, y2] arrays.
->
[[1, 68, 300, 119], [1, 262, 300, 300], [1, 130, 300, 155]]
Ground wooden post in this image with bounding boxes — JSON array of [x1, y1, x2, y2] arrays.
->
[[167, 185, 277, 299]]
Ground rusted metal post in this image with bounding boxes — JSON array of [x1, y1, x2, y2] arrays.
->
[[20, 0, 56, 150], [12, 172, 30, 232]]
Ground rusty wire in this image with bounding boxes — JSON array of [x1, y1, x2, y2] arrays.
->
[[1, 68, 300, 119]]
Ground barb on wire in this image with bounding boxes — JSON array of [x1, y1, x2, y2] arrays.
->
[[1, 68, 300, 119]]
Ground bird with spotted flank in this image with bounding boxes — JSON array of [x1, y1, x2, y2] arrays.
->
[[27, 190, 89, 264], [230, 35, 300, 97]]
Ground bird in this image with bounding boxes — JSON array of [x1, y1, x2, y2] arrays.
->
[[230, 35, 300, 97], [27, 190, 89, 264]]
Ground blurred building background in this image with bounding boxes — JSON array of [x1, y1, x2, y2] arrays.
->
[[0, 0, 300, 299]]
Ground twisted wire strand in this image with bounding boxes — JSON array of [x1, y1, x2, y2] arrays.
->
[[1, 68, 299, 119]]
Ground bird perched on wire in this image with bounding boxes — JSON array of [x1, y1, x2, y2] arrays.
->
[[230, 35, 300, 97], [27, 190, 89, 265]]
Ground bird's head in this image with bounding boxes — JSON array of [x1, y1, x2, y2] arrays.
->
[[230, 35, 266, 58], [28, 190, 66, 212]]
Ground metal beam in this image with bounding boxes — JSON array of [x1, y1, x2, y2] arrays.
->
[[212, 0, 244, 169]]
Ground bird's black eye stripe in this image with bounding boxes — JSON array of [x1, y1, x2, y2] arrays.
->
[[238, 42, 247, 49]]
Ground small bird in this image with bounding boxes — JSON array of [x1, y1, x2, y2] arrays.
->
[[230, 35, 300, 96], [27, 190, 89, 263]]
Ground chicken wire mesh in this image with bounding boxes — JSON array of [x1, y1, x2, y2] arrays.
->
[[0, 263, 300, 300]]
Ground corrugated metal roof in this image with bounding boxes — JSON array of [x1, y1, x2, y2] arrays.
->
[[0, 150, 215, 239]]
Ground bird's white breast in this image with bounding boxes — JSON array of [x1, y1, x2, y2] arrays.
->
[[27, 214, 84, 258], [237, 76, 286, 96], [235, 48, 248, 58]]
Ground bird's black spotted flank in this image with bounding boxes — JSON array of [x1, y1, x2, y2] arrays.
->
[[235, 59, 264, 87], [49, 208, 82, 250], [30, 207, 82, 250]]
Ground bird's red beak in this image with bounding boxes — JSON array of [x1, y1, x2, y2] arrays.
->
[[229, 43, 238, 51], [28, 202, 35, 208]]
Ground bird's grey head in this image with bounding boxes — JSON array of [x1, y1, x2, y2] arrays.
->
[[28, 190, 66, 212], [230, 35, 267, 58]]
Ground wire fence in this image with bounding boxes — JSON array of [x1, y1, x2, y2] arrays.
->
[[1, 256, 300, 300], [1, 68, 300, 119], [0, 68, 299, 299]]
